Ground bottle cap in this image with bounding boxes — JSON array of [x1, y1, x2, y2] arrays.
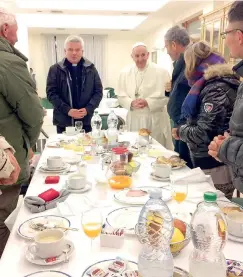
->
[[204, 191, 217, 202], [149, 189, 161, 199], [112, 147, 128, 154]]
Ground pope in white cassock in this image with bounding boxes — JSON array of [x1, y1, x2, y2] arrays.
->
[[117, 42, 173, 149]]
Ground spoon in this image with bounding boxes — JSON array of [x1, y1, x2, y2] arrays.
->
[[63, 244, 71, 263]]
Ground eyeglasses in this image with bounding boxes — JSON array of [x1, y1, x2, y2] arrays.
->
[[220, 29, 243, 39]]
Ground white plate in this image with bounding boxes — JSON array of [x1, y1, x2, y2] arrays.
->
[[62, 131, 79, 136], [24, 270, 71, 276], [172, 165, 186, 170], [106, 206, 142, 234], [18, 215, 70, 240], [82, 258, 137, 277], [114, 186, 172, 205], [65, 181, 92, 194], [39, 163, 70, 173], [46, 142, 61, 148], [63, 156, 80, 165], [81, 259, 189, 277], [40, 163, 67, 171], [228, 233, 243, 243], [150, 173, 170, 182], [25, 240, 74, 266]]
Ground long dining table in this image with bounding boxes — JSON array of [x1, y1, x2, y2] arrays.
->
[[0, 132, 242, 277]]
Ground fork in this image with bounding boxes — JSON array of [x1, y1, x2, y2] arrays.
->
[[29, 221, 78, 231]]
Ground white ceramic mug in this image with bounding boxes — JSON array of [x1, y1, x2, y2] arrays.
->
[[226, 211, 243, 238], [66, 126, 76, 134], [28, 229, 66, 259], [67, 173, 86, 190], [47, 156, 63, 169], [152, 162, 171, 178]]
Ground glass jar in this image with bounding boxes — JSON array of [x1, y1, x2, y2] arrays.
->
[[112, 147, 128, 163]]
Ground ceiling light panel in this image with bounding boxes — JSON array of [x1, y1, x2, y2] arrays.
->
[[16, 14, 147, 29], [16, 0, 167, 12]]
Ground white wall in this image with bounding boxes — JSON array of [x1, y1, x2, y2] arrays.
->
[[28, 34, 47, 97], [105, 33, 142, 91], [28, 32, 141, 97], [143, 1, 218, 76]]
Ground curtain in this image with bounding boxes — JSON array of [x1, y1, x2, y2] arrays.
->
[[43, 34, 107, 84]]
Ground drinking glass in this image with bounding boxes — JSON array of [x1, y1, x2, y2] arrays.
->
[[81, 209, 102, 250], [172, 181, 188, 218], [75, 121, 83, 132]]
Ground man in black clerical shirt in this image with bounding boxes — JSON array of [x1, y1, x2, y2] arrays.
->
[[47, 35, 103, 133]]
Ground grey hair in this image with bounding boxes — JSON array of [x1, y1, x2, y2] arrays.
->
[[0, 7, 16, 28], [164, 25, 190, 47], [64, 35, 84, 49]]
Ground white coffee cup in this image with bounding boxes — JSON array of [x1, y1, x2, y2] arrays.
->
[[47, 156, 63, 169], [226, 211, 243, 238], [66, 126, 76, 134], [28, 229, 66, 259], [152, 162, 171, 178], [67, 173, 86, 190]]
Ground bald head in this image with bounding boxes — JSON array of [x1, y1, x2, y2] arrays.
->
[[0, 7, 18, 45], [131, 43, 149, 69]]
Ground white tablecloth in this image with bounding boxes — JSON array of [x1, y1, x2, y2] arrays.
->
[[0, 133, 242, 277], [41, 108, 128, 138]]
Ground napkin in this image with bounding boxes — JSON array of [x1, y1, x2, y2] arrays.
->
[[170, 167, 226, 203], [24, 189, 70, 213], [170, 167, 208, 184]]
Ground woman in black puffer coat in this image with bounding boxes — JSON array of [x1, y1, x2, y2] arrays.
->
[[174, 41, 240, 199]]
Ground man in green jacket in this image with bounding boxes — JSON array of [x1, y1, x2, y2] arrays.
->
[[0, 8, 44, 257]]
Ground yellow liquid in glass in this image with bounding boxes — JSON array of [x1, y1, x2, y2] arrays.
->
[[82, 222, 102, 238], [173, 192, 187, 203], [73, 145, 84, 152], [63, 143, 75, 150]]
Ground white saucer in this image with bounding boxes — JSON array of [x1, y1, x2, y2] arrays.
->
[[228, 233, 243, 243], [25, 240, 74, 266], [39, 163, 70, 173], [150, 173, 170, 182], [65, 181, 92, 193], [63, 131, 79, 136]]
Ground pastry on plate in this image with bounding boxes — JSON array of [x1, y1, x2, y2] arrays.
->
[[156, 155, 186, 168], [138, 128, 151, 136]]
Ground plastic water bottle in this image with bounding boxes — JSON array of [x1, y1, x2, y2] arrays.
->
[[107, 110, 118, 148], [107, 110, 118, 129], [189, 192, 227, 277], [91, 110, 102, 140], [136, 190, 174, 277]]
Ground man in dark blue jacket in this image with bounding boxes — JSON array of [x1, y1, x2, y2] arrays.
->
[[47, 35, 103, 134], [164, 26, 193, 168]]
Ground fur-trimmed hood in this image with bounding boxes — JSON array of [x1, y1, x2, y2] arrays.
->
[[204, 64, 238, 80]]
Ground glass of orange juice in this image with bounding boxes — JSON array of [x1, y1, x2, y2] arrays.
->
[[172, 181, 188, 217], [81, 209, 102, 250]]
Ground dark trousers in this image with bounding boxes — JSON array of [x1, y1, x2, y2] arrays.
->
[[0, 185, 21, 257], [174, 139, 193, 169], [56, 126, 65, 134]]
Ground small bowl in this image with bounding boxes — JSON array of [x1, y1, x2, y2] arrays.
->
[[128, 161, 141, 173], [170, 219, 191, 257], [108, 175, 132, 189], [227, 211, 243, 238], [110, 162, 133, 176]]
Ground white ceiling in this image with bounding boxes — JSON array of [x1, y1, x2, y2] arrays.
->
[[2, 0, 211, 35]]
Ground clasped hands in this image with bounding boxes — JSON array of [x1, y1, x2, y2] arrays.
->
[[68, 108, 87, 119], [208, 132, 229, 162], [131, 98, 148, 109]]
